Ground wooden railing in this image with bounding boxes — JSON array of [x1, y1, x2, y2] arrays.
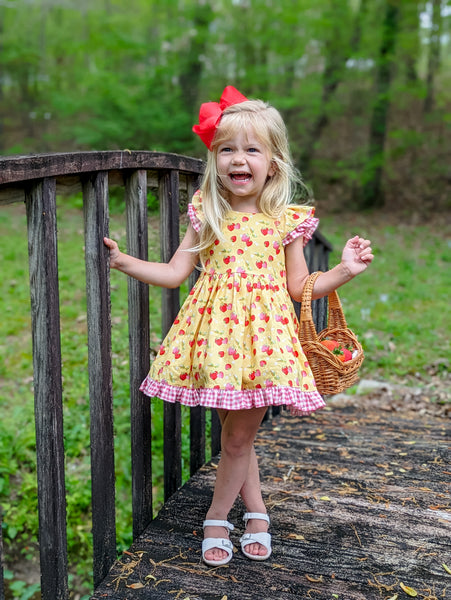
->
[[0, 151, 331, 600]]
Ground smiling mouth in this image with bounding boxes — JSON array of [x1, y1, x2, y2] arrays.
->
[[229, 172, 251, 182]]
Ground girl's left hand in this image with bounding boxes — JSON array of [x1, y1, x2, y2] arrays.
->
[[340, 235, 374, 277]]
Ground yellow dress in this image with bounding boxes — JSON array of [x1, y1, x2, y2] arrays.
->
[[140, 191, 325, 415]]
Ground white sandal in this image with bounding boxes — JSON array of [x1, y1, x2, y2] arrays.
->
[[202, 519, 235, 566], [240, 512, 272, 561]]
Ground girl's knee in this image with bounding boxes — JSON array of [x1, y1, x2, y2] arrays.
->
[[221, 428, 254, 458]]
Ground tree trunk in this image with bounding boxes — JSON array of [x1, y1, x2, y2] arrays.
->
[[424, 0, 442, 113], [360, 0, 399, 209], [178, 4, 213, 118], [299, 0, 368, 176], [400, 0, 421, 83]]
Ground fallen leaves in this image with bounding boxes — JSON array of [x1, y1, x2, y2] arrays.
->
[[399, 582, 418, 596], [305, 574, 323, 583], [443, 563, 451, 575], [287, 533, 305, 540]]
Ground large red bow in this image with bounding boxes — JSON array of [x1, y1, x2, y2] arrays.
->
[[192, 85, 248, 149]]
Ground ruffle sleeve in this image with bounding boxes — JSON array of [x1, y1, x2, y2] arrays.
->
[[187, 190, 204, 233], [281, 205, 319, 247]]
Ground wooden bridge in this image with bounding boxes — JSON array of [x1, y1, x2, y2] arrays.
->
[[92, 402, 449, 600], [0, 152, 449, 600]]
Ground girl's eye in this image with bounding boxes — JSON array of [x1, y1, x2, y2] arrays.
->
[[220, 147, 232, 153], [248, 147, 259, 153]]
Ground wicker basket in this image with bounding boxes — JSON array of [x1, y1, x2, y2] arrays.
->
[[299, 271, 364, 395]]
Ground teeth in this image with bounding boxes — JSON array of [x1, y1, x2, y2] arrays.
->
[[230, 173, 251, 180]]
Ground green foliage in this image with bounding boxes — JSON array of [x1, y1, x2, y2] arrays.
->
[[3, 570, 40, 600], [0, 0, 450, 209]]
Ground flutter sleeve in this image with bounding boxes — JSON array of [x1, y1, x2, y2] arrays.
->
[[281, 205, 319, 247], [187, 190, 204, 233]]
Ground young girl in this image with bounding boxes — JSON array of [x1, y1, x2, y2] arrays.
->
[[104, 86, 373, 567]]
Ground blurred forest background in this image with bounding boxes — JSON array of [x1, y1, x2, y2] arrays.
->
[[1, 0, 450, 214], [0, 1, 450, 598]]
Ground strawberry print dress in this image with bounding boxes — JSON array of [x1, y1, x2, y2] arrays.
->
[[140, 191, 325, 415]]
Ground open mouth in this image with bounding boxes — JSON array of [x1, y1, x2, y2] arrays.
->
[[229, 172, 251, 182]]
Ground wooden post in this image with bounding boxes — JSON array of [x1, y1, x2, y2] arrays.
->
[[159, 170, 182, 501], [25, 178, 68, 600], [125, 170, 153, 537], [186, 176, 207, 476], [188, 244, 205, 473], [1, 506, 5, 600], [82, 172, 116, 587], [211, 411, 222, 457]]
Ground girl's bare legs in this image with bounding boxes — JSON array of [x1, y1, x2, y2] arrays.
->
[[239, 446, 270, 557], [203, 407, 267, 563]]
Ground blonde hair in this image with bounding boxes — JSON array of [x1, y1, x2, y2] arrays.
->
[[194, 99, 308, 260]]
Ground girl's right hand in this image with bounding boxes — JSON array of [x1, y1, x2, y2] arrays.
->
[[103, 237, 122, 269]]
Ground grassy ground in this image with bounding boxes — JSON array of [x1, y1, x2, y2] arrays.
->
[[0, 200, 449, 598], [320, 210, 450, 387]]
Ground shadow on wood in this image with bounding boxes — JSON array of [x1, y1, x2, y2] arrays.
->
[[91, 402, 450, 600]]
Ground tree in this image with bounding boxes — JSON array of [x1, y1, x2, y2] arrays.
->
[[361, 0, 399, 209], [424, 0, 443, 113], [299, 0, 368, 176]]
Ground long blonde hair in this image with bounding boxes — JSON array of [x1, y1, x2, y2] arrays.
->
[[193, 99, 308, 260]]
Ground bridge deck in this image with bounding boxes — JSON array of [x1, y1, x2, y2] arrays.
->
[[91, 398, 450, 600]]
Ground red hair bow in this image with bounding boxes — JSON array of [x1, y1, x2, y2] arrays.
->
[[192, 85, 248, 149]]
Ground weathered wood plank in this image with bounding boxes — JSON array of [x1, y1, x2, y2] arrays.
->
[[211, 409, 222, 457], [159, 170, 182, 501], [0, 507, 5, 600], [90, 405, 450, 600], [185, 176, 210, 475], [0, 171, 198, 206], [82, 172, 117, 587], [125, 170, 153, 538], [0, 151, 204, 185], [25, 178, 69, 600], [0, 184, 25, 205]]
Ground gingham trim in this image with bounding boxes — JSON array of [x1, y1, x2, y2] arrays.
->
[[187, 202, 202, 233], [139, 376, 325, 415], [282, 215, 319, 247]]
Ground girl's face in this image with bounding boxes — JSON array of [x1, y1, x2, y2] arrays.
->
[[216, 129, 274, 212]]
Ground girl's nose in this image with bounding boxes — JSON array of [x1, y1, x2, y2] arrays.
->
[[232, 151, 246, 164]]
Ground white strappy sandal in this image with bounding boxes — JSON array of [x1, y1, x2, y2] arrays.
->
[[202, 519, 235, 566], [240, 512, 272, 561]]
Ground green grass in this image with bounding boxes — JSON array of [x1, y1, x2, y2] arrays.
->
[[320, 212, 450, 384], [1, 201, 450, 598]]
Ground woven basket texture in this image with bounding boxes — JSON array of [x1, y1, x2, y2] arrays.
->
[[299, 271, 364, 395]]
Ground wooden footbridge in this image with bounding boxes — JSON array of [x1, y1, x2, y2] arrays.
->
[[0, 152, 449, 600], [90, 403, 450, 600]]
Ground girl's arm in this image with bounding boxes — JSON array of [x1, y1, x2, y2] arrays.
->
[[285, 234, 374, 302], [103, 223, 199, 289]]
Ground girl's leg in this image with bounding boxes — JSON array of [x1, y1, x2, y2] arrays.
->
[[203, 407, 267, 563], [217, 412, 269, 557], [239, 446, 270, 557]]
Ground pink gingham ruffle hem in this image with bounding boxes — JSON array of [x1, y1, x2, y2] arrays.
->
[[139, 376, 325, 416]]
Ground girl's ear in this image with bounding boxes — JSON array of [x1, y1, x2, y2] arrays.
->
[[268, 159, 276, 178]]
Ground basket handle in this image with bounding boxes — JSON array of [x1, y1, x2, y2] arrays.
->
[[299, 271, 349, 333], [300, 271, 323, 325]]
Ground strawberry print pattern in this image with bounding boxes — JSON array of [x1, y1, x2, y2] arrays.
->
[[140, 191, 325, 415]]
